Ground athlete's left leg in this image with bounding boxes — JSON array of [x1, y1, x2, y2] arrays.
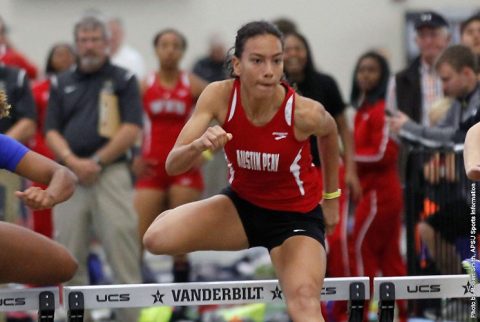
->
[[270, 236, 326, 322]]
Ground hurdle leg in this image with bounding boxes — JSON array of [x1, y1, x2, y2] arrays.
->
[[377, 282, 395, 322], [38, 291, 55, 322], [348, 282, 365, 322], [67, 292, 84, 322]]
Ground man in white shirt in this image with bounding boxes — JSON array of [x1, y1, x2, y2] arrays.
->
[[108, 17, 146, 80]]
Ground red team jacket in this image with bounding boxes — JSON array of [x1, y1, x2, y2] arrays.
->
[[354, 98, 400, 187]]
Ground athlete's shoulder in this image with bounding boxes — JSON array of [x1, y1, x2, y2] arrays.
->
[[295, 94, 326, 122], [294, 94, 329, 136], [194, 79, 235, 122], [200, 79, 234, 102]]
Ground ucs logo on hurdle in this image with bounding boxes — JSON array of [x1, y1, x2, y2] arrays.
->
[[406, 284, 441, 293], [0, 297, 26, 307], [95, 294, 130, 303]]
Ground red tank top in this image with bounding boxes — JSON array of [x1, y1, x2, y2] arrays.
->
[[223, 79, 321, 212], [142, 71, 194, 160]]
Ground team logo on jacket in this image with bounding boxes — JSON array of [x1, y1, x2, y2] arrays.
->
[[272, 132, 288, 140]]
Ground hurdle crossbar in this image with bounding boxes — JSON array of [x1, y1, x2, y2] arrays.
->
[[374, 274, 480, 300], [63, 277, 369, 310]]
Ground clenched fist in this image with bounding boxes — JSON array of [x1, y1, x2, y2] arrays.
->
[[15, 187, 56, 210], [193, 125, 233, 152]]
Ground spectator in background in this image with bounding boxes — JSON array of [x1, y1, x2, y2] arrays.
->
[[460, 13, 480, 62], [0, 64, 36, 226], [387, 11, 450, 125], [30, 43, 76, 238], [390, 45, 479, 148], [108, 16, 146, 80], [390, 45, 480, 274], [386, 11, 451, 285], [350, 51, 407, 322], [0, 16, 38, 79], [283, 30, 360, 322], [133, 29, 207, 319], [45, 15, 142, 322], [272, 17, 298, 34], [192, 34, 227, 83]]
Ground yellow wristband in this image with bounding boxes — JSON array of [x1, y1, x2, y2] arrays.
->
[[202, 149, 214, 161], [323, 189, 341, 200]]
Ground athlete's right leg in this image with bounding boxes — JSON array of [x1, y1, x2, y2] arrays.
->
[[143, 194, 249, 255]]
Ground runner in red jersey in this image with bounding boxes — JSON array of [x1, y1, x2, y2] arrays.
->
[[30, 43, 76, 238], [133, 29, 207, 289], [223, 79, 321, 212], [349, 51, 406, 322], [143, 21, 340, 322]]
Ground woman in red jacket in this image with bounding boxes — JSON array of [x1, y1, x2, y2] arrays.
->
[[349, 51, 407, 321]]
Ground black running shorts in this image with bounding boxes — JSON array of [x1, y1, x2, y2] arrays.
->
[[221, 186, 326, 251]]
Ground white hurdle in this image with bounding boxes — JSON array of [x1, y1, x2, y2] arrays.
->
[[374, 274, 480, 322], [64, 277, 369, 321], [0, 286, 59, 322], [11, 275, 477, 322]]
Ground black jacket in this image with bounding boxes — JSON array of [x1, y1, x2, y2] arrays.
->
[[395, 56, 422, 123]]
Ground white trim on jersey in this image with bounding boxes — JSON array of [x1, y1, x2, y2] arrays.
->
[[142, 114, 152, 155], [181, 71, 190, 87], [146, 72, 156, 87], [284, 94, 293, 126], [225, 153, 235, 184], [289, 147, 305, 196], [355, 190, 378, 276], [227, 88, 237, 123]]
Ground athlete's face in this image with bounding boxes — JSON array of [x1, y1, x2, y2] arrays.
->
[[76, 28, 108, 73], [233, 34, 284, 97], [356, 56, 382, 94], [437, 62, 470, 98], [155, 32, 184, 70], [283, 34, 307, 76], [461, 20, 480, 55]]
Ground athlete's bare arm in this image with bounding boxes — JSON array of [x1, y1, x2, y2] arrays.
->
[[295, 95, 340, 233], [165, 80, 233, 175], [14, 151, 77, 210], [464, 122, 480, 181]]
